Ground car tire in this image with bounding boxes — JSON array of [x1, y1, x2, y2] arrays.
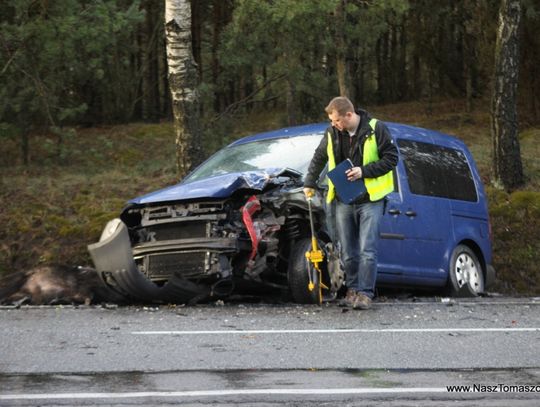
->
[[288, 238, 323, 304], [447, 244, 485, 297]]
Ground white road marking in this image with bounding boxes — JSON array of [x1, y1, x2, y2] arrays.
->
[[0, 387, 448, 400], [131, 327, 540, 335]]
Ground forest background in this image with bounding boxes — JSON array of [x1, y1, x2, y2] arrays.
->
[[1, 0, 539, 294]]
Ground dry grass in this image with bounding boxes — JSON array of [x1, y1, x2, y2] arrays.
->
[[0, 122, 178, 272]]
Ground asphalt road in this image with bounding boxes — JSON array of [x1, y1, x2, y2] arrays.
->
[[1, 296, 539, 406]]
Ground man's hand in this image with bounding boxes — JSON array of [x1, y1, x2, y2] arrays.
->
[[345, 166, 362, 181], [303, 187, 316, 198]]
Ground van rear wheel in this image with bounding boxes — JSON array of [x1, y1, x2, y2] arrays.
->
[[447, 244, 484, 297]]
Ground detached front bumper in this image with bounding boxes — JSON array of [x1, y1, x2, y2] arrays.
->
[[88, 219, 211, 304]]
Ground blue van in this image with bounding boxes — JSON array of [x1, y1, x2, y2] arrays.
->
[[89, 122, 494, 304], [375, 123, 494, 297]]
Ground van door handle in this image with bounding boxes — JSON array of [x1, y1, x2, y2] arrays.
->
[[388, 209, 401, 215], [405, 210, 417, 217]]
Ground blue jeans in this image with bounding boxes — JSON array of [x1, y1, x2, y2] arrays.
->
[[335, 199, 384, 298]]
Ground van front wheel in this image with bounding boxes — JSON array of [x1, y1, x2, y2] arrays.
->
[[448, 245, 484, 297], [288, 238, 323, 304]]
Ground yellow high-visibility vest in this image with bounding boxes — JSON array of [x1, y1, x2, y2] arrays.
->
[[326, 118, 394, 203]]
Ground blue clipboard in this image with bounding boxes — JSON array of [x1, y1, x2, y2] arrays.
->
[[327, 159, 367, 204]]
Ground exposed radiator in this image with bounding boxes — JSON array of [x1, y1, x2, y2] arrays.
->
[[144, 251, 207, 280]]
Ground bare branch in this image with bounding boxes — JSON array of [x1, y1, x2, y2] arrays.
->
[[210, 73, 287, 123]]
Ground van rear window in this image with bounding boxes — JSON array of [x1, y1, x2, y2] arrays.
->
[[397, 140, 477, 202]]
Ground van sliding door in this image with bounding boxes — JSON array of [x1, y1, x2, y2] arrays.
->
[[393, 139, 457, 285]]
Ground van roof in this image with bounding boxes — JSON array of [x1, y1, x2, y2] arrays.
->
[[230, 121, 469, 151]]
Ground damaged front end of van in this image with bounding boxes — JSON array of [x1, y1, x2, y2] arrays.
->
[[88, 167, 342, 305]]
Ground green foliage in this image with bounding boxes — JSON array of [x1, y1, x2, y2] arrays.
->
[[523, 0, 539, 18], [487, 188, 540, 294], [213, 0, 410, 123], [0, 0, 144, 163]]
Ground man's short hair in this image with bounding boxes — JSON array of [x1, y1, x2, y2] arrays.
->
[[325, 96, 354, 116]]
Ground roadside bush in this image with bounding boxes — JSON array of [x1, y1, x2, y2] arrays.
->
[[488, 188, 540, 294]]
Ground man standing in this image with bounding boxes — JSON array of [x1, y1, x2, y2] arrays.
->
[[303, 97, 398, 309]]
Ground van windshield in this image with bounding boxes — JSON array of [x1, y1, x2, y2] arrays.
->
[[183, 134, 323, 183]]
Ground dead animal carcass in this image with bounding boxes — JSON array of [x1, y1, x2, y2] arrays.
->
[[0, 265, 125, 306]]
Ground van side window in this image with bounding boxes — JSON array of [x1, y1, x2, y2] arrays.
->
[[397, 139, 477, 202]]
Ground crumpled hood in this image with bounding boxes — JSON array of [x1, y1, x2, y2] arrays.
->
[[129, 168, 297, 205]]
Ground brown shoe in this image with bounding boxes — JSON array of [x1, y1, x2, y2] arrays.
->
[[352, 293, 372, 310], [339, 288, 357, 307]]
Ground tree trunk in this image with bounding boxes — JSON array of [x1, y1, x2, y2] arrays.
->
[[436, 15, 445, 94], [157, 34, 170, 119], [398, 18, 407, 100], [376, 37, 383, 103], [285, 76, 297, 126], [462, 0, 477, 113], [409, 8, 422, 99], [140, 0, 160, 122], [491, 0, 524, 190], [377, 28, 390, 103], [165, 0, 201, 178], [21, 128, 29, 166], [335, 0, 351, 98], [390, 19, 398, 101], [211, 0, 232, 113], [211, 0, 223, 112], [191, 0, 203, 81], [349, 47, 364, 105], [522, 7, 539, 122]]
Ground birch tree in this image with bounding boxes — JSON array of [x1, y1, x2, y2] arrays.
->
[[491, 0, 524, 190], [165, 0, 201, 177]]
